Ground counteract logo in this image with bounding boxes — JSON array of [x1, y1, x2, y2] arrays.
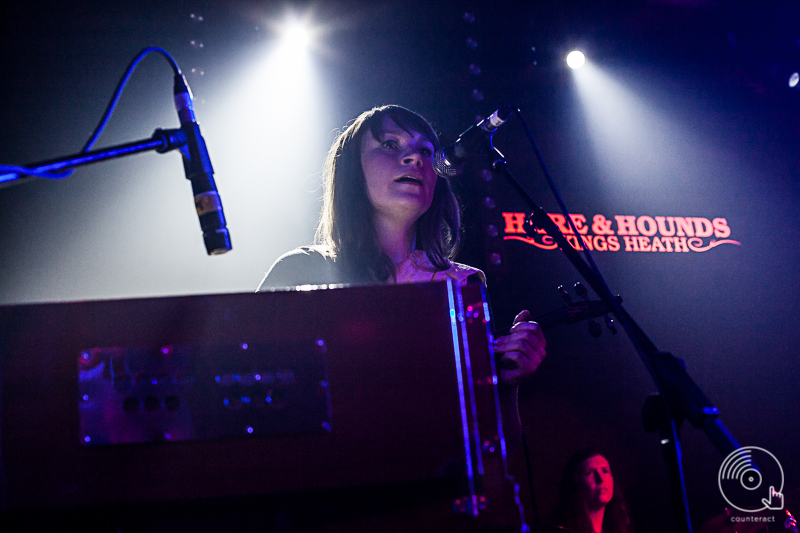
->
[[502, 212, 741, 253], [719, 447, 784, 513]]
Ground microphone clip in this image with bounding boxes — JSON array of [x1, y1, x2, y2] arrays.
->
[[434, 106, 515, 178]]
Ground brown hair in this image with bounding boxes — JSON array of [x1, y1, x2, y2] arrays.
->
[[315, 105, 460, 282], [549, 449, 634, 533]]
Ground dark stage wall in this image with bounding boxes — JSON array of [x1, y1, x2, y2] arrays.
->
[[476, 71, 800, 528], [1, 1, 798, 531]]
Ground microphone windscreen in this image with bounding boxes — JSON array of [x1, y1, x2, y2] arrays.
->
[[433, 148, 463, 178]]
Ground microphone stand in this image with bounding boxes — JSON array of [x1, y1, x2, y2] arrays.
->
[[486, 113, 742, 533], [0, 127, 189, 189]]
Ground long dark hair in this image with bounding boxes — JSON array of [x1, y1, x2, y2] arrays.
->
[[315, 105, 461, 283], [549, 449, 634, 533]]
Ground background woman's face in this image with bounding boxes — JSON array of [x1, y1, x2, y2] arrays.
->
[[360, 116, 437, 226], [579, 455, 614, 510]]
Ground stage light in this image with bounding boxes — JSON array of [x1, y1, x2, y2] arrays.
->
[[790, 72, 799, 88], [281, 19, 311, 50], [196, 11, 332, 293], [269, 17, 317, 79], [567, 50, 586, 70], [570, 62, 714, 199]]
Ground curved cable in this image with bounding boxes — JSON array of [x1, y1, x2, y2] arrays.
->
[[6, 47, 181, 181], [82, 46, 180, 152]]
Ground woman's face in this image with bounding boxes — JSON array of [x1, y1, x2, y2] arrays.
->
[[578, 455, 614, 510], [360, 115, 437, 226]]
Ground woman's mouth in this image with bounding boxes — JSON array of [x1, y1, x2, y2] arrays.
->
[[395, 176, 423, 186]]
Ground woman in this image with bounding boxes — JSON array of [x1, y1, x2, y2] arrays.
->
[[258, 105, 545, 415], [549, 449, 634, 533]]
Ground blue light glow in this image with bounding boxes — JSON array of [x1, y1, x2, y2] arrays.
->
[[446, 280, 477, 508], [455, 283, 484, 479]]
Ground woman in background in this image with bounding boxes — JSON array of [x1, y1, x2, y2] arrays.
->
[[549, 449, 634, 533]]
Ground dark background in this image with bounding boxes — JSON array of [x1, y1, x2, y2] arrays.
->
[[1, 1, 798, 531]]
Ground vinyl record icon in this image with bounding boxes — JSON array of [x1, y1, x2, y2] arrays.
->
[[718, 447, 784, 512]]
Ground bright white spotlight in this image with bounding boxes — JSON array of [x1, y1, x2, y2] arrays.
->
[[269, 17, 315, 78], [567, 50, 586, 70], [790, 72, 799, 88], [282, 20, 311, 50]]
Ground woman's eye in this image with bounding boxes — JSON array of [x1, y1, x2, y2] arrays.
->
[[419, 147, 433, 156], [382, 140, 399, 149]]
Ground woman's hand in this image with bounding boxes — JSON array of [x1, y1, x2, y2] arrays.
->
[[493, 310, 546, 387]]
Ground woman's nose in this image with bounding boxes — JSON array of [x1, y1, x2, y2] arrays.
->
[[402, 150, 423, 166]]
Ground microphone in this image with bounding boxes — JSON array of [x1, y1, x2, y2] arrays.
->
[[434, 106, 515, 178], [173, 73, 232, 255]]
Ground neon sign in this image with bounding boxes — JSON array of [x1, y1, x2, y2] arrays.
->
[[502, 213, 741, 253]]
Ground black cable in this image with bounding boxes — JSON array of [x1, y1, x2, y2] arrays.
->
[[0, 46, 182, 181], [511, 110, 608, 290], [521, 429, 543, 531], [82, 46, 181, 153]]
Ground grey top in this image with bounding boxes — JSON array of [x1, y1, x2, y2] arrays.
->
[[257, 247, 343, 290], [257, 246, 485, 292]]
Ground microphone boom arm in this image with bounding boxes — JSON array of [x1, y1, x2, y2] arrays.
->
[[0, 47, 232, 256], [0, 127, 232, 255], [0, 128, 189, 189], [487, 111, 742, 533]]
